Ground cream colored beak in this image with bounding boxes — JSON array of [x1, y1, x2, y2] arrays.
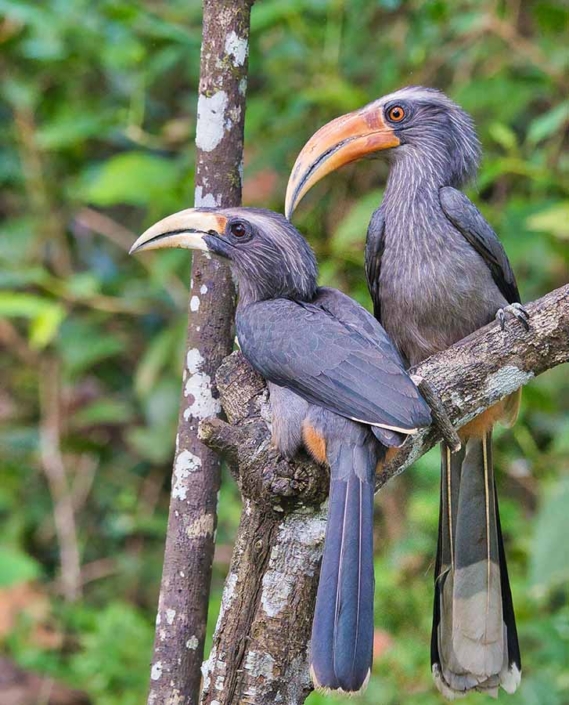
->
[[129, 209, 228, 255]]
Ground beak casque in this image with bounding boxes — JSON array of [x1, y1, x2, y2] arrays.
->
[[285, 105, 400, 218], [129, 209, 228, 255]]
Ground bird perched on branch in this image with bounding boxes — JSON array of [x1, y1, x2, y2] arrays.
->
[[286, 86, 527, 699], [131, 207, 431, 693]]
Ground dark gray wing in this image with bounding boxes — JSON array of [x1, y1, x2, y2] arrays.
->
[[315, 286, 402, 357], [439, 187, 521, 304], [236, 295, 431, 433], [364, 207, 385, 321]]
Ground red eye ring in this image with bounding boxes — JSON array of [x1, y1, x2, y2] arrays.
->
[[387, 105, 405, 122]]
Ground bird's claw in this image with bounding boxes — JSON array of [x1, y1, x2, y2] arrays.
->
[[496, 303, 530, 332]]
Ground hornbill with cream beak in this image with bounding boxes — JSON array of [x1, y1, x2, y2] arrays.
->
[[286, 86, 528, 698], [131, 207, 432, 693]]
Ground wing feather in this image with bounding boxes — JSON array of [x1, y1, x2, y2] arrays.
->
[[440, 187, 520, 304], [236, 289, 431, 433]]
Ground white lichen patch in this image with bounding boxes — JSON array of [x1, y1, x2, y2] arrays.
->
[[186, 349, 204, 374], [194, 185, 219, 208], [190, 295, 200, 312], [244, 650, 276, 680], [168, 690, 184, 705], [261, 569, 292, 617], [200, 284, 208, 295], [150, 661, 163, 681], [201, 644, 216, 692], [215, 674, 225, 691], [186, 635, 199, 650], [483, 365, 534, 398], [225, 31, 248, 66], [172, 449, 201, 500], [183, 349, 222, 421], [261, 510, 327, 618], [186, 513, 215, 539], [196, 91, 229, 152], [239, 77, 247, 95], [166, 608, 176, 625], [212, 571, 238, 636]]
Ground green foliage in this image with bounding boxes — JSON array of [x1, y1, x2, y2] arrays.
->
[[1, 0, 568, 703]]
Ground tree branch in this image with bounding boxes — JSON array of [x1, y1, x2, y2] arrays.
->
[[199, 283, 568, 705], [147, 2, 253, 704]]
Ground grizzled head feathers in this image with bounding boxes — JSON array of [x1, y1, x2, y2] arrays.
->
[[205, 208, 318, 304], [376, 86, 481, 187], [130, 207, 318, 306]]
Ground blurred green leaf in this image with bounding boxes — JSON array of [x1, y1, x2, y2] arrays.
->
[[0, 292, 65, 348], [527, 203, 569, 239], [0, 546, 41, 587], [528, 101, 569, 145], [83, 152, 184, 207], [530, 479, 569, 591]]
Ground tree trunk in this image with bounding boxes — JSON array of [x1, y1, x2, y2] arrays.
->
[[147, 3, 254, 704]]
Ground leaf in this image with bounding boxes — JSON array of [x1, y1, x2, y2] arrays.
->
[[489, 122, 518, 151], [37, 111, 110, 150], [73, 399, 134, 428], [58, 319, 126, 375], [526, 203, 569, 239], [82, 152, 184, 208], [530, 478, 569, 591], [0, 546, 41, 587], [528, 101, 569, 145], [331, 191, 382, 258], [0, 292, 65, 348]]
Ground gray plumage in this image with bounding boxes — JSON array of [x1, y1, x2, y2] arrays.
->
[[359, 87, 522, 697], [198, 208, 432, 692], [131, 204, 433, 691], [285, 85, 523, 696]]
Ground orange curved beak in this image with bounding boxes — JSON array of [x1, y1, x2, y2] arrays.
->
[[285, 104, 399, 219]]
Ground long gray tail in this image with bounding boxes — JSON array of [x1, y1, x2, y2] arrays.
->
[[431, 433, 521, 699], [310, 443, 375, 693]]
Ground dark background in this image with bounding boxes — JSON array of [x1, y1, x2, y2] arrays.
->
[[1, 1, 568, 703]]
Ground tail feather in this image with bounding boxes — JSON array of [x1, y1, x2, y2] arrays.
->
[[310, 444, 375, 693], [432, 433, 521, 699]]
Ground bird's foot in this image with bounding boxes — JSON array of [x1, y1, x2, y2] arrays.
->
[[495, 303, 530, 332]]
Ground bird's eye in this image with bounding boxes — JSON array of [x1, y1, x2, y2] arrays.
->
[[229, 221, 247, 238], [387, 105, 406, 123]]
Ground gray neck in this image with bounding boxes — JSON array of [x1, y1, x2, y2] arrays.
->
[[382, 145, 454, 251], [385, 142, 450, 205]]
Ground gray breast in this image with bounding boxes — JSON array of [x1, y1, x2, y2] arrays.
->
[[379, 215, 506, 367]]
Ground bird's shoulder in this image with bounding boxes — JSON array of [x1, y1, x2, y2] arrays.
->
[[439, 186, 520, 303]]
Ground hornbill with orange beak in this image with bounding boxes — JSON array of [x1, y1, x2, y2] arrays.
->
[[286, 86, 528, 698], [131, 207, 431, 693]]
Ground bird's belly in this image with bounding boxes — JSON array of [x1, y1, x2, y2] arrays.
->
[[379, 255, 504, 367]]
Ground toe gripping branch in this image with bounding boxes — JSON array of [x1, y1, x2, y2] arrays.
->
[[411, 376, 462, 453], [496, 303, 530, 332]]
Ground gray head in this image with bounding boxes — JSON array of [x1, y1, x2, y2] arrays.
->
[[130, 207, 318, 305], [286, 86, 481, 216]]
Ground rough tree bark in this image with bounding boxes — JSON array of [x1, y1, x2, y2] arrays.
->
[[198, 284, 568, 705], [147, 3, 254, 704]]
